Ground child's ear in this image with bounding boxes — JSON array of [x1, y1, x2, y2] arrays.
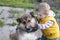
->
[[16, 18, 21, 23]]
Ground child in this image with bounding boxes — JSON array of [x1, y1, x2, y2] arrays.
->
[[30, 2, 59, 40]]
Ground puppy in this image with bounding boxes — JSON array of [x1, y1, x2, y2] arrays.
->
[[10, 13, 40, 40]]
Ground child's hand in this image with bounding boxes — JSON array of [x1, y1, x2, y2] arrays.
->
[[30, 22, 35, 27], [30, 18, 37, 27]]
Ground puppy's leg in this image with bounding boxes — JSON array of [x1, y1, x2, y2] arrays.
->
[[10, 30, 19, 40], [10, 32, 18, 40], [36, 37, 41, 40]]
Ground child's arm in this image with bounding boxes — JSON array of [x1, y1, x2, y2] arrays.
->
[[30, 20, 53, 29], [38, 21, 53, 29]]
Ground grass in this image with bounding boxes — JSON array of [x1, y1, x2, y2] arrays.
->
[[0, 0, 36, 9], [9, 9, 20, 14], [8, 9, 22, 18], [0, 9, 4, 15], [16, 13, 22, 18], [0, 19, 4, 26], [11, 21, 18, 26], [51, 7, 59, 14], [9, 14, 15, 18], [7, 21, 18, 26], [51, 7, 59, 19]]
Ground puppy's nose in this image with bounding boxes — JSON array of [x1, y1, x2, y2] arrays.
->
[[22, 21, 26, 24], [25, 26, 32, 32]]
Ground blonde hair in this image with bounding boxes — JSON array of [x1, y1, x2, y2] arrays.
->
[[36, 2, 50, 14]]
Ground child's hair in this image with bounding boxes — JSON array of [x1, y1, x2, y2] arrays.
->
[[36, 2, 50, 14], [36, 2, 50, 11], [36, 2, 55, 17]]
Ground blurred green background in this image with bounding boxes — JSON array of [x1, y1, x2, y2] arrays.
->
[[0, 0, 37, 8]]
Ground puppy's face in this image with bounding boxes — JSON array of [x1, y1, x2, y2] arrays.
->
[[16, 14, 32, 29]]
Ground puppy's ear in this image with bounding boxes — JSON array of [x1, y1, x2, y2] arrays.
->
[[16, 18, 21, 23], [30, 12, 34, 17]]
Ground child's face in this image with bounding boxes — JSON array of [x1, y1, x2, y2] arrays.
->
[[37, 10, 47, 19]]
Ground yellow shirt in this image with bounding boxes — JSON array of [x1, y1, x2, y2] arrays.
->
[[38, 16, 59, 38]]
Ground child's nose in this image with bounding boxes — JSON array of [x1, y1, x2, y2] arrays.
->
[[40, 15, 42, 16]]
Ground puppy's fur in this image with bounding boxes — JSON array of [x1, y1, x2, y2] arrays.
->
[[10, 13, 40, 40]]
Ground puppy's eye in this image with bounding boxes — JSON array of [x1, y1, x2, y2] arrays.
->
[[22, 21, 26, 24]]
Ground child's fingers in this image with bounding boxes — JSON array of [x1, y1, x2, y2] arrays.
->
[[30, 22, 35, 27]]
